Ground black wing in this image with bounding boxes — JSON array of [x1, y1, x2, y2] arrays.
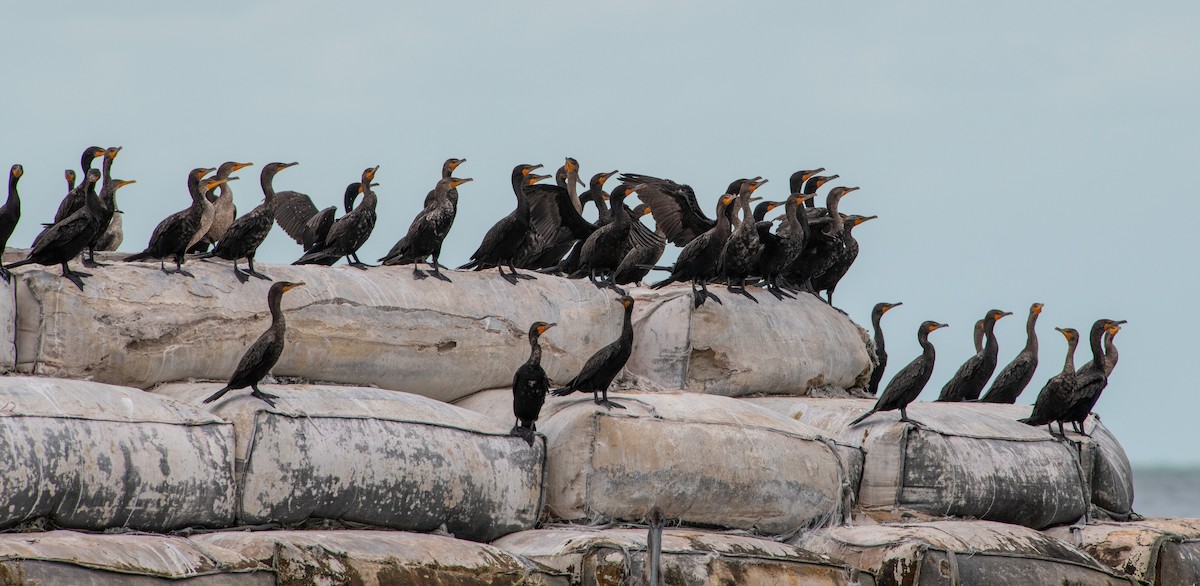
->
[[621, 173, 713, 246], [272, 191, 324, 247]]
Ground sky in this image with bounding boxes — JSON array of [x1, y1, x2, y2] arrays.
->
[[3, 2, 1198, 465]]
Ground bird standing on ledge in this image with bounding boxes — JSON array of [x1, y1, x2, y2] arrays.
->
[[512, 321, 556, 446], [552, 295, 635, 410], [204, 281, 306, 407]]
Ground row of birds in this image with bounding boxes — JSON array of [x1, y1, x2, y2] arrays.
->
[[855, 301, 1125, 437], [0, 147, 873, 309]]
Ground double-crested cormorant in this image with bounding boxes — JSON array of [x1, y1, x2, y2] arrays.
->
[[1101, 322, 1122, 377], [867, 302, 902, 395], [52, 146, 105, 224], [802, 173, 838, 209], [624, 173, 718, 247], [555, 157, 586, 213], [578, 184, 639, 288], [809, 213, 876, 304], [64, 169, 76, 193], [718, 178, 769, 302], [191, 161, 253, 253], [980, 303, 1044, 404], [511, 321, 556, 446], [1019, 327, 1080, 437], [552, 294, 635, 410], [789, 168, 824, 203], [1061, 319, 1123, 434], [937, 309, 1012, 402], [380, 176, 473, 281], [123, 169, 227, 277], [649, 193, 737, 307], [9, 176, 135, 290], [850, 320, 949, 426], [794, 186, 858, 302], [203, 281, 305, 407], [273, 176, 356, 254], [759, 193, 817, 300], [549, 170, 617, 276], [612, 205, 666, 286], [382, 158, 466, 272], [458, 164, 544, 284], [421, 157, 466, 209], [517, 159, 596, 270], [295, 166, 380, 268], [200, 162, 297, 282], [0, 165, 24, 283], [83, 147, 125, 268]]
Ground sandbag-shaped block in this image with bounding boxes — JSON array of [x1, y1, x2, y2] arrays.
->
[[626, 286, 872, 395], [1045, 518, 1200, 585], [13, 261, 623, 402], [0, 376, 236, 531], [526, 391, 847, 534], [796, 521, 1136, 586], [0, 530, 270, 585], [191, 530, 569, 586], [157, 383, 545, 542], [748, 398, 1089, 529], [494, 527, 876, 585], [0, 272, 13, 372]]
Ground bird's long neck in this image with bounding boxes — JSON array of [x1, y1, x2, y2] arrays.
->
[[358, 186, 377, 212], [872, 313, 886, 355], [187, 175, 205, 205], [1062, 337, 1078, 375], [268, 290, 287, 328], [260, 171, 278, 204], [826, 193, 845, 234], [345, 188, 360, 213], [528, 334, 542, 366], [918, 329, 937, 362], [737, 190, 754, 229], [1088, 324, 1106, 367], [511, 173, 530, 216], [621, 304, 634, 341], [802, 178, 820, 208], [1023, 310, 1039, 354], [84, 179, 104, 215], [6, 173, 19, 210], [611, 193, 629, 227], [982, 317, 999, 358], [566, 169, 582, 214], [80, 152, 96, 175], [1103, 332, 1118, 375], [101, 154, 115, 188]]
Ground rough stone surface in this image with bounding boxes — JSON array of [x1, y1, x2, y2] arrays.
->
[[191, 530, 570, 586], [0, 271, 13, 372], [493, 527, 877, 585], [0, 376, 236, 532], [156, 383, 545, 542], [1044, 518, 1200, 585]]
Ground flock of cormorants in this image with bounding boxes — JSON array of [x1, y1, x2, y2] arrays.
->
[[0, 146, 1122, 441]]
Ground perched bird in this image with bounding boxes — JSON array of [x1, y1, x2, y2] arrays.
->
[[380, 176, 473, 280], [611, 204, 666, 286], [550, 170, 618, 276], [937, 309, 1012, 402], [649, 193, 738, 308], [274, 177, 357, 253], [123, 169, 228, 276], [9, 175, 135, 290], [203, 281, 305, 407], [92, 210, 123, 253], [759, 192, 817, 300], [516, 159, 596, 271], [421, 157, 466, 209], [717, 178, 770, 302], [511, 321, 556, 446], [578, 184, 638, 288], [82, 147, 125, 267], [191, 161, 253, 253], [295, 166, 380, 268], [200, 162, 297, 282], [1061, 319, 1123, 434], [52, 146, 105, 224], [866, 302, 902, 395], [1019, 327, 1080, 437], [552, 295, 636, 410], [1100, 322, 1123, 377], [458, 164, 544, 283], [0, 164, 24, 283], [794, 185, 858, 301], [800, 172, 836, 209], [64, 169, 76, 193], [808, 213, 876, 305], [980, 303, 1044, 403], [850, 320, 949, 426]]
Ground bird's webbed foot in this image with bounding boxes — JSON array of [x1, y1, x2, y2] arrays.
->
[[413, 267, 429, 280], [514, 271, 537, 280], [349, 262, 372, 270], [510, 426, 536, 447], [251, 389, 279, 407], [693, 291, 707, 309], [233, 268, 251, 284], [595, 398, 626, 410], [248, 269, 272, 281], [177, 268, 196, 278], [498, 268, 519, 285], [430, 269, 452, 282], [63, 272, 87, 290], [729, 285, 759, 303], [81, 258, 108, 268]]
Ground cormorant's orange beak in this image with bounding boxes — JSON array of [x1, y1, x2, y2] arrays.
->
[[453, 178, 474, 188], [1033, 304, 1043, 315], [233, 162, 253, 172]]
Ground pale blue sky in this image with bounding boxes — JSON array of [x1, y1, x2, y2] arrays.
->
[[3, 2, 1197, 464]]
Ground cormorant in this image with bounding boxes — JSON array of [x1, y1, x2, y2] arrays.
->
[[512, 321, 556, 446], [191, 161, 253, 253], [552, 294, 635, 410], [83, 147, 126, 268], [203, 281, 305, 407], [794, 186, 858, 302], [850, 320, 949, 426], [458, 164, 544, 284], [802, 173, 838, 209], [623, 173, 717, 247], [649, 193, 737, 307], [1019, 328, 1080, 437], [549, 170, 617, 276], [421, 157, 466, 209], [1101, 322, 1122, 377], [64, 169, 76, 193], [0, 165, 24, 283], [517, 159, 596, 270], [273, 177, 356, 254], [867, 302, 902, 395], [295, 166, 380, 268], [9, 177, 135, 290], [612, 205, 666, 286], [718, 178, 769, 302], [937, 309, 1012, 402], [973, 319, 985, 353], [979, 303, 1044, 404], [92, 210, 123, 253], [789, 168, 824, 202], [554, 157, 585, 213], [123, 169, 227, 277], [200, 162, 297, 282], [380, 176, 473, 281], [759, 193, 817, 300], [578, 184, 639, 288], [384, 158, 466, 271], [808, 213, 876, 304], [1061, 319, 1123, 434], [52, 146, 105, 223]]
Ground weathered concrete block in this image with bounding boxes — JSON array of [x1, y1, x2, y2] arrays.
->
[[796, 521, 1136, 586], [493, 527, 876, 585], [0, 376, 236, 532], [0, 530, 271, 585], [13, 261, 623, 402], [627, 286, 872, 395], [749, 398, 1089, 529], [1044, 518, 1200, 585], [157, 383, 545, 542], [190, 530, 570, 586], [0, 270, 13, 372]]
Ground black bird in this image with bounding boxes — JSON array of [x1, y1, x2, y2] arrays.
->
[[867, 302, 902, 395], [625, 172, 718, 247], [1019, 327, 1080, 437], [1061, 319, 1123, 434], [0, 165, 24, 283], [516, 159, 596, 270], [759, 193, 817, 300], [552, 294, 635, 410], [200, 162, 297, 283], [458, 164, 544, 283], [850, 320, 949, 426], [380, 176, 473, 281], [191, 161, 253, 253], [421, 157, 466, 209], [9, 176, 135, 290], [52, 146, 105, 224], [64, 169, 76, 193], [555, 157, 586, 214], [124, 169, 228, 276], [273, 177, 355, 254], [717, 178, 770, 302], [511, 321, 556, 446], [203, 281, 305, 407], [937, 309, 1012, 402], [800, 172, 836, 209], [550, 170, 618, 276], [1099, 322, 1122, 377], [649, 193, 738, 308], [794, 185, 858, 302], [578, 184, 639, 288], [83, 147, 126, 268], [808, 213, 876, 305], [979, 303, 1044, 404], [295, 166, 380, 268], [612, 204, 666, 286], [381, 158, 466, 273]]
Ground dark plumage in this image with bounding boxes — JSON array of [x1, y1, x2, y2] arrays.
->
[[649, 193, 738, 308], [550, 171, 618, 276], [123, 168, 227, 277], [83, 147, 125, 268], [622, 173, 715, 247], [973, 319, 985, 353], [272, 178, 349, 254], [517, 162, 596, 270], [203, 281, 305, 407], [850, 320, 949, 426], [867, 302, 902, 395], [421, 158, 466, 209], [795, 185, 858, 303], [191, 161, 253, 253], [1061, 319, 1123, 434], [980, 303, 1044, 403], [52, 146, 105, 224], [551, 295, 635, 410], [295, 166, 380, 268], [1100, 322, 1122, 377], [511, 321, 556, 446], [200, 162, 297, 283], [718, 179, 770, 302], [64, 169, 76, 193], [458, 164, 544, 284], [578, 184, 638, 288], [381, 176, 472, 281], [937, 309, 1012, 402], [1019, 327, 1080, 436], [799, 171, 835, 209], [808, 213, 876, 305], [0, 165, 24, 283], [759, 193, 817, 300], [612, 204, 666, 286]]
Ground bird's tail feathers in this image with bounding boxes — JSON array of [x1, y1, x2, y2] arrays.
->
[[848, 409, 875, 426], [122, 251, 153, 262]]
